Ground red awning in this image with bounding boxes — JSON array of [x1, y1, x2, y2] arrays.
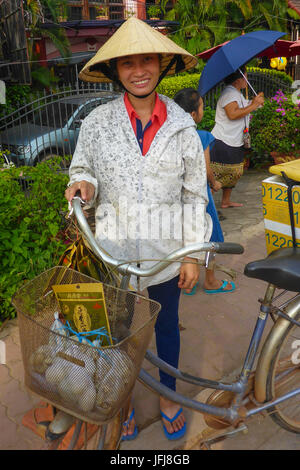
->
[[290, 40, 300, 55], [197, 39, 299, 60]]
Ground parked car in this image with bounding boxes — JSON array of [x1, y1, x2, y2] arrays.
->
[[0, 92, 119, 166]]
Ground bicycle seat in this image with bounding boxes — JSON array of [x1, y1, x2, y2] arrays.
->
[[244, 247, 300, 292]]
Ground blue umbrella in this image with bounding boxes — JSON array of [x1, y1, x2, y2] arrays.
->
[[198, 30, 285, 96]]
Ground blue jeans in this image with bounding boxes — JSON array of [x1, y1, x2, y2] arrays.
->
[[147, 275, 181, 391]]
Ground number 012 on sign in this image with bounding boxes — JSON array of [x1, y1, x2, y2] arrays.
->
[[262, 175, 300, 254]]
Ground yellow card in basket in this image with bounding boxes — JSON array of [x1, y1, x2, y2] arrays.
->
[[52, 283, 113, 346]]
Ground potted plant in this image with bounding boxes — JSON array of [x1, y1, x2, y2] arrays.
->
[[96, 4, 109, 20], [125, 9, 136, 18], [147, 4, 161, 19], [58, 5, 68, 22], [250, 90, 300, 165]]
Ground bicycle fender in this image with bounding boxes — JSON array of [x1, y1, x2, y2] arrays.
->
[[254, 296, 300, 403]]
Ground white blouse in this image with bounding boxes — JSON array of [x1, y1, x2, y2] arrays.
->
[[212, 85, 250, 147]]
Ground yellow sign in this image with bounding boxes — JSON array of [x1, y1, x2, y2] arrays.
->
[[262, 175, 300, 254], [52, 283, 113, 345], [264, 228, 297, 253]]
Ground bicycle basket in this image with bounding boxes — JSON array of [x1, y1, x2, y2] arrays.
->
[[12, 266, 161, 425]]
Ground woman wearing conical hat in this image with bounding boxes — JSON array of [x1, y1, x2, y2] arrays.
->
[[65, 17, 212, 441]]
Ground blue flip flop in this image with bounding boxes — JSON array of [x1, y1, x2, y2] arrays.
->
[[183, 282, 199, 296], [204, 280, 235, 294], [160, 408, 186, 441], [121, 408, 138, 441]]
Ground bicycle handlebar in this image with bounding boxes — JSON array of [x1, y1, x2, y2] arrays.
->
[[71, 195, 244, 277]]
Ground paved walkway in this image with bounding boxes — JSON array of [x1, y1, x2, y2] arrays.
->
[[0, 169, 299, 450]]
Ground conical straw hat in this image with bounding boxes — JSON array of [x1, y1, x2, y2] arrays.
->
[[79, 17, 198, 83]]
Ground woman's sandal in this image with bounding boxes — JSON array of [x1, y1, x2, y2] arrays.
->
[[204, 280, 235, 294], [121, 408, 138, 441], [183, 282, 198, 296], [160, 408, 186, 441]]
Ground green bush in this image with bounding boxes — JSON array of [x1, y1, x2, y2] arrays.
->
[[198, 106, 216, 132], [247, 67, 293, 85], [157, 68, 293, 101], [250, 90, 300, 165], [157, 73, 216, 131], [0, 157, 69, 324], [157, 73, 201, 98], [0, 85, 32, 118]]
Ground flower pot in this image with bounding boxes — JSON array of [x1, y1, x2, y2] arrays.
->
[[270, 151, 300, 165]]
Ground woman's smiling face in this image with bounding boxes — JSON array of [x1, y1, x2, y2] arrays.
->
[[116, 53, 160, 96]]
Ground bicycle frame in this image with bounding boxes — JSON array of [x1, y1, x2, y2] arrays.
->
[[71, 197, 300, 438], [140, 283, 300, 425]]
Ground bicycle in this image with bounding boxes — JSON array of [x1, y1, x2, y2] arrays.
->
[[13, 195, 300, 450]]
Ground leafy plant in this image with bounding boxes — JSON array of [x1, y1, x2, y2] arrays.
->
[[96, 3, 109, 16], [250, 91, 300, 159], [157, 73, 201, 98], [164, 0, 288, 60], [197, 106, 216, 132], [247, 67, 293, 85], [23, 0, 71, 87], [31, 66, 60, 88], [0, 85, 32, 117], [147, 4, 161, 18], [0, 157, 70, 324]]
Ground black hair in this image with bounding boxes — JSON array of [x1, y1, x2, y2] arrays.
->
[[173, 87, 202, 114], [224, 65, 246, 85]]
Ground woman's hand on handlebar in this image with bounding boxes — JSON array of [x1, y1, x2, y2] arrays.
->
[[65, 180, 95, 203], [178, 257, 200, 293]]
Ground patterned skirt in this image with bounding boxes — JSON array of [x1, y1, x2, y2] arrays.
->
[[210, 139, 245, 189], [210, 161, 244, 189]]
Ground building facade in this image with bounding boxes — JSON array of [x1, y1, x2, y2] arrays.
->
[[39, 1, 177, 85]]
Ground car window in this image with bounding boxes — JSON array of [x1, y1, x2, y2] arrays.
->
[[32, 102, 78, 128], [69, 99, 103, 129]]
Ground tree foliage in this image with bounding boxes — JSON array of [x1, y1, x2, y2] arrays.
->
[[23, 0, 71, 87], [163, 0, 289, 60], [0, 156, 69, 323]]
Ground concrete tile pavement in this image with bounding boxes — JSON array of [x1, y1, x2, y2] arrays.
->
[[121, 169, 299, 450], [0, 169, 299, 450]]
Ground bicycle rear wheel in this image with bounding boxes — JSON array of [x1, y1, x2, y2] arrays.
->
[[265, 311, 300, 433]]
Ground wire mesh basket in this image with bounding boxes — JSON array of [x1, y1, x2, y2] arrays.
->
[[12, 267, 161, 425]]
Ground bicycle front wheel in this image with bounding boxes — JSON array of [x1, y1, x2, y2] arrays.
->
[[265, 311, 300, 433]]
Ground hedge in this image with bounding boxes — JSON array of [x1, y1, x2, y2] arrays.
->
[[156, 67, 293, 100]]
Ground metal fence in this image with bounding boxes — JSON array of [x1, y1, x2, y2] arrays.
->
[[0, 82, 118, 167], [0, 71, 293, 168], [203, 71, 293, 108]]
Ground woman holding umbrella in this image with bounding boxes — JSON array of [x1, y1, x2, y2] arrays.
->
[[211, 69, 264, 209], [65, 17, 212, 441], [209, 68, 265, 208], [197, 32, 285, 209]]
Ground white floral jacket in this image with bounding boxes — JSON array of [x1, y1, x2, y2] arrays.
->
[[69, 94, 212, 290]]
